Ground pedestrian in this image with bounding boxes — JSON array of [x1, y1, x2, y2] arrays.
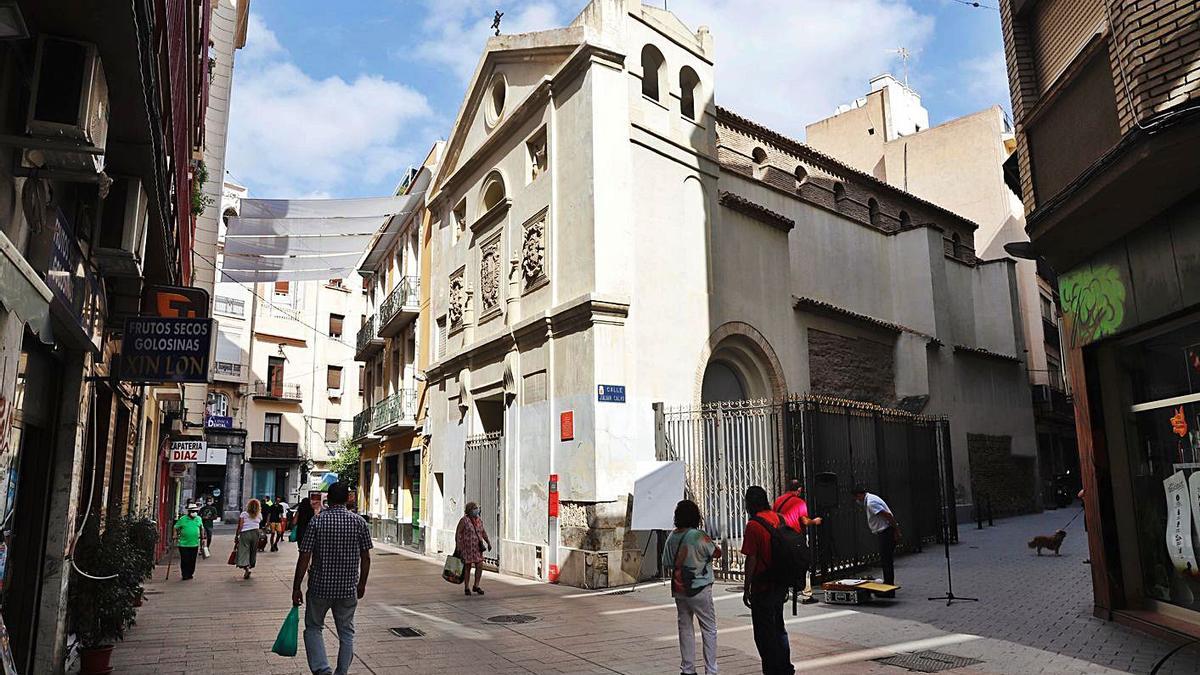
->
[[173, 503, 203, 581], [199, 497, 220, 558], [293, 481, 372, 675], [773, 479, 821, 600], [741, 485, 794, 675], [270, 494, 288, 552], [662, 499, 722, 675], [236, 498, 262, 579], [454, 501, 491, 596], [259, 495, 273, 552], [852, 486, 900, 596], [294, 496, 316, 547]]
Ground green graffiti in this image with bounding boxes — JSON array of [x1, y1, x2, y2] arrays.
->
[[1059, 264, 1126, 344]]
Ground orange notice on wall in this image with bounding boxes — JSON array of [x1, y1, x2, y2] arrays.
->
[[560, 411, 574, 442]]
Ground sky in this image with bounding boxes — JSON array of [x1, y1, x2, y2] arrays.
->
[[225, 0, 1010, 200]]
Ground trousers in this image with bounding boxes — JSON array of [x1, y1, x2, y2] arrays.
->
[[674, 584, 718, 674], [877, 527, 896, 585], [304, 595, 357, 675], [178, 546, 198, 579], [750, 586, 793, 674]]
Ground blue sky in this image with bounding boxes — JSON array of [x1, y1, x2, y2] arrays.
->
[[226, 0, 1010, 199]]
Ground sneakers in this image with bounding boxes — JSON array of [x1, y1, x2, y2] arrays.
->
[[473, 587, 485, 595]]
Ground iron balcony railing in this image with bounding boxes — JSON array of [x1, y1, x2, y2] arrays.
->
[[371, 390, 417, 433], [378, 276, 420, 335], [355, 314, 382, 358], [352, 408, 373, 441], [213, 361, 243, 378], [251, 380, 303, 400]]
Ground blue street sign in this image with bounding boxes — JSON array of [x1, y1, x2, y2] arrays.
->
[[597, 385, 625, 403], [206, 415, 233, 429]]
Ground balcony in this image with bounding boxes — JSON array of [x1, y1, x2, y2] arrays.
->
[[378, 276, 420, 338], [212, 361, 245, 382], [1032, 384, 1074, 420], [250, 380, 303, 401], [352, 408, 373, 442], [355, 314, 384, 361], [371, 390, 417, 435], [1042, 317, 1060, 348], [249, 441, 300, 462]]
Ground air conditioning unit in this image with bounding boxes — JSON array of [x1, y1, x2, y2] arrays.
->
[[93, 176, 149, 277], [23, 35, 109, 173]]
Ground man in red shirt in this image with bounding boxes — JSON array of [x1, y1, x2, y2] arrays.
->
[[741, 485, 795, 675], [772, 479, 822, 534]]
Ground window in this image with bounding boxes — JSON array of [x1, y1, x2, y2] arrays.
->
[[868, 198, 881, 227], [527, 129, 547, 182], [264, 413, 282, 442], [327, 365, 343, 391], [833, 182, 847, 207], [274, 281, 290, 296], [324, 419, 341, 443], [267, 356, 285, 397], [358, 365, 366, 394], [214, 295, 244, 317], [1040, 294, 1055, 323], [794, 165, 808, 188], [952, 233, 963, 257], [679, 66, 700, 120], [361, 275, 370, 292], [899, 210, 911, 229], [486, 74, 507, 127], [437, 316, 447, 359], [328, 278, 345, 289], [206, 392, 229, 418], [329, 313, 344, 338], [481, 173, 506, 212], [640, 44, 665, 101]]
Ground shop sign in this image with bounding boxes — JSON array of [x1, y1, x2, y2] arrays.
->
[[142, 284, 209, 319], [120, 317, 213, 383], [1163, 471, 1198, 574], [205, 415, 233, 429], [44, 208, 104, 348], [560, 410, 574, 441], [202, 447, 227, 466], [169, 439, 206, 463], [597, 384, 625, 403], [168, 463, 187, 478]]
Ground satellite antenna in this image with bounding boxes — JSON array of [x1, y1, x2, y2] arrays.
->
[[892, 47, 912, 86]]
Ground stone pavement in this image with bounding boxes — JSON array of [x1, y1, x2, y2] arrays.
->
[[108, 513, 1200, 674]]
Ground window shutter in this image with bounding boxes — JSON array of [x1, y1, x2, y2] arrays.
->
[[329, 314, 344, 337], [274, 281, 290, 295], [327, 366, 343, 390]]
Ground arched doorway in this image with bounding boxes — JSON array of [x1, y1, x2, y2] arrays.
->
[[697, 322, 785, 404]]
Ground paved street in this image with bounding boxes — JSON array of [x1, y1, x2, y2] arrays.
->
[[111, 513, 1200, 674]]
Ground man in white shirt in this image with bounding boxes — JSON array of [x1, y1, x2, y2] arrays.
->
[[853, 487, 900, 595]]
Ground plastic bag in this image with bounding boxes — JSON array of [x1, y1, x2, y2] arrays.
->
[[442, 553, 465, 584], [271, 606, 299, 657], [288, 527, 298, 543]]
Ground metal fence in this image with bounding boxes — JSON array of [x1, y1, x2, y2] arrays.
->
[[657, 395, 954, 581], [465, 432, 502, 568]]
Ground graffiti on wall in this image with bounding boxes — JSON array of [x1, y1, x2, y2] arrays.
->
[[1059, 264, 1127, 347]]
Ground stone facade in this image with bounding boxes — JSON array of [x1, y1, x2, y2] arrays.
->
[[807, 328, 896, 406], [967, 433, 1038, 517]]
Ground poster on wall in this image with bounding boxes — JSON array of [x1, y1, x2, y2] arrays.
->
[[1163, 471, 1199, 574]]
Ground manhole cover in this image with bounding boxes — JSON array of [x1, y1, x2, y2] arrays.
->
[[376, 552, 399, 556], [607, 589, 635, 595], [486, 614, 538, 624], [389, 627, 424, 638], [874, 650, 983, 673]]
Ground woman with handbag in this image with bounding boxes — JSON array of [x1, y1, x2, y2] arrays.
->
[[454, 502, 491, 596], [662, 499, 722, 675], [234, 498, 262, 579]]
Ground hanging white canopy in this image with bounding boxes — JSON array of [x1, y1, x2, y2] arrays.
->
[[221, 182, 427, 281]]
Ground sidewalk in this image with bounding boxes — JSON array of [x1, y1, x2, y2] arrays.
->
[[109, 514, 1200, 674]]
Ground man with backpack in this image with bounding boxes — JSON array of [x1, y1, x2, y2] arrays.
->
[[741, 485, 801, 675]]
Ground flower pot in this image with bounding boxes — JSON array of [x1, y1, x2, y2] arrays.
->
[[80, 645, 114, 675]]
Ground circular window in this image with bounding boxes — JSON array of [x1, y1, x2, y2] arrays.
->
[[486, 75, 507, 128]]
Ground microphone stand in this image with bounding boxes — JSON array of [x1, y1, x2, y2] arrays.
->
[[927, 422, 977, 606]]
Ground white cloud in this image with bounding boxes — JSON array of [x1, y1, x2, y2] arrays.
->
[[413, 0, 934, 139], [226, 14, 433, 198], [962, 50, 1012, 113]]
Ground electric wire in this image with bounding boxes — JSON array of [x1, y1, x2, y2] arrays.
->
[[68, 380, 119, 581], [950, 0, 998, 10]]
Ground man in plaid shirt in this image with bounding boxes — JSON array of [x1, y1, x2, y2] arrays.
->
[[293, 481, 372, 675]]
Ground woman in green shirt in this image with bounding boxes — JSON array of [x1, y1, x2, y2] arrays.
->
[[173, 503, 203, 580], [662, 499, 722, 675]]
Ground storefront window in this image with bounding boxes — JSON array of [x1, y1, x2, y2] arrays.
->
[[1121, 318, 1200, 611]]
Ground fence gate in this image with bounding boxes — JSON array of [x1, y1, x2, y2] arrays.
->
[[464, 432, 502, 568], [658, 396, 954, 581], [658, 399, 783, 577]]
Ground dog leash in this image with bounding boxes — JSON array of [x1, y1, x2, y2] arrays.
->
[[1061, 506, 1085, 530]]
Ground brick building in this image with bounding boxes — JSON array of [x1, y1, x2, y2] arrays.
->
[[1000, 0, 1200, 637]]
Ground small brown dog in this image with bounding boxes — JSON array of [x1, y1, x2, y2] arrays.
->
[[1028, 530, 1067, 556]]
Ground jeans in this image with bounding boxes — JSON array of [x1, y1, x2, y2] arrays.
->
[[675, 584, 718, 674], [749, 586, 793, 675], [877, 528, 897, 585], [178, 546, 198, 579], [304, 595, 357, 675]]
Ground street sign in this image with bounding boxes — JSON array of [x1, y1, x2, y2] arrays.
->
[[120, 317, 213, 383], [597, 384, 625, 403], [202, 447, 227, 466], [205, 415, 233, 429], [169, 439, 206, 463]]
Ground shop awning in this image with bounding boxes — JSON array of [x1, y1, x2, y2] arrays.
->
[[0, 231, 53, 343], [221, 183, 428, 282]]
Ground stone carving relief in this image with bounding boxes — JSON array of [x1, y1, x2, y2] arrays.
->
[[448, 273, 465, 327], [480, 238, 500, 313], [522, 216, 546, 287]]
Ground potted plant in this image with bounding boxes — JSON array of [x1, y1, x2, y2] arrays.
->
[[123, 512, 159, 608], [69, 516, 140, 675]]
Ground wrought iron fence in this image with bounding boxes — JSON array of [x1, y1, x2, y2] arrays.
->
[[356, 314, 378, 353], [352, 408, 372, 441], [380, 276, 420, 327], [371, 389, 416, 432], [657, 395, 954, 582], [251, 380, 302, 399]]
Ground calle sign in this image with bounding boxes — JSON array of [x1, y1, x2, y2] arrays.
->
[[169, 439, 206, 463]]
